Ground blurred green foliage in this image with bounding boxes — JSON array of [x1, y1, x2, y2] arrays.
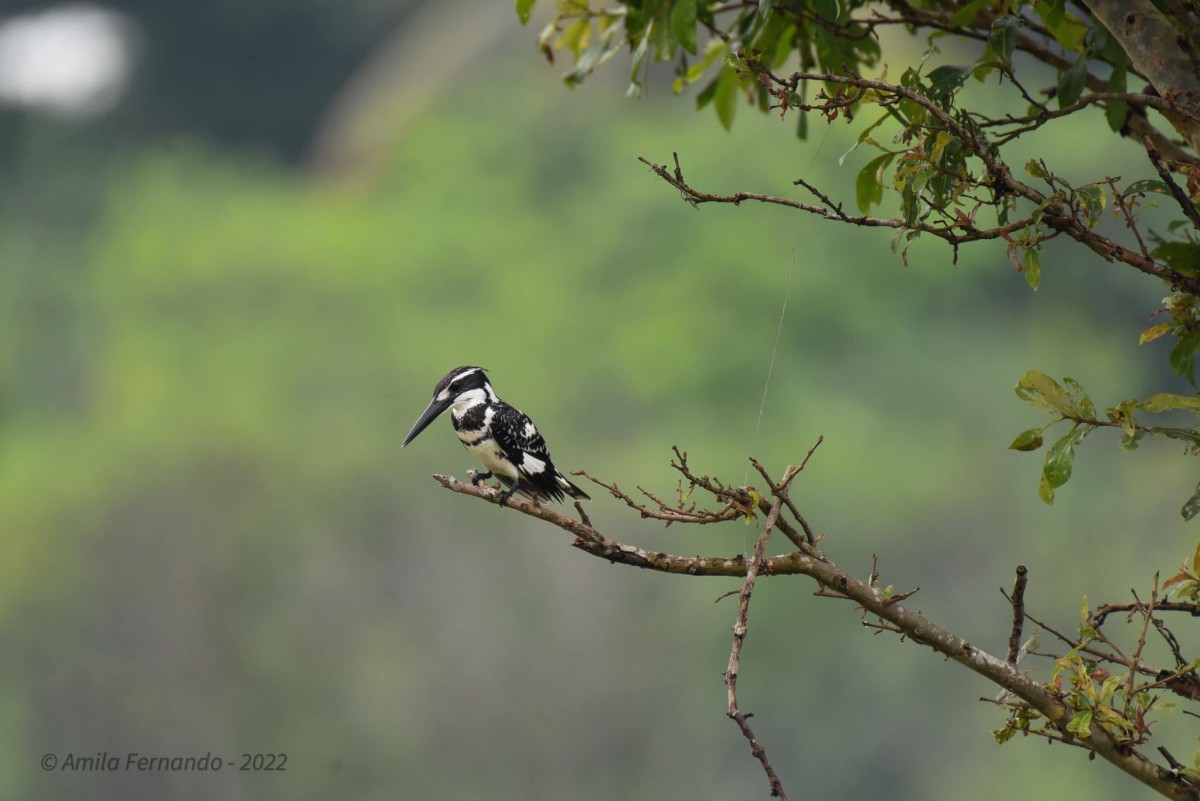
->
[[1, 3, 1197, 800]]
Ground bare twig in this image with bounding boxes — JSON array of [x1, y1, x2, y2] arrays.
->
[[725, 497, 790, 800], [1007, 565, 1029, 665]]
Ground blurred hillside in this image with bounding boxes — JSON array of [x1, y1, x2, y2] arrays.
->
[[1, 3, 1196, 800]]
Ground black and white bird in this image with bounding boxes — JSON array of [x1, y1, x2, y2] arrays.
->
[[402, 366, 590, 506]]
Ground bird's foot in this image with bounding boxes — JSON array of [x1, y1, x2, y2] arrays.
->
[[469, 470, 494, 487], [497, 484, 520, 507]]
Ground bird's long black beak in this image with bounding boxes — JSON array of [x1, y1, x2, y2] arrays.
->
[[402, 396, 451, 447]]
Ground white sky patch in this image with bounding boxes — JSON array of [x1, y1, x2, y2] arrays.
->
[[0, 4, 133, 117]]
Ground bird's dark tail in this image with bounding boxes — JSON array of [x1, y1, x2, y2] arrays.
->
[[501, 470, 590, 503]]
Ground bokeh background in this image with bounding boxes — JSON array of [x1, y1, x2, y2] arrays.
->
[[2, 2, 1197, 799]]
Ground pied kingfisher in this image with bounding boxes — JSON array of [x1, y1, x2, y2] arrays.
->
[[403, 366, 591, 506]]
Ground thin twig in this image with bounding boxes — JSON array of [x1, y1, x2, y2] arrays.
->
[[1127, 576, 1160, 715], [1144, 136, 1200, 233], [1091, 599, 1200, 626]]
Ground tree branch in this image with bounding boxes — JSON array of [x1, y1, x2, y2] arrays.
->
[[1080, 0, 1200, 153], [432, 448, 1200, 800], [639, 150, 1200, 293]]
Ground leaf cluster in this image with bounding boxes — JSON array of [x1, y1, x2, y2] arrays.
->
[[1010, 370, 1200, 517]]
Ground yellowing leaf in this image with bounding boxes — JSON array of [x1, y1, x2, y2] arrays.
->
[[1015, 370, 1074, 415], [1140, 322, 1174, 345], [560, 17, 591, 58], [1137, 393, 1200, 413]]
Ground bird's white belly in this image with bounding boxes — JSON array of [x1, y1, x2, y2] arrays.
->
[[461, 434, 519, 481]]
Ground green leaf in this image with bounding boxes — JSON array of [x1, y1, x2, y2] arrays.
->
[[1057, 54, 1088, 108], [713, 64, 740, 131], [1010, 427, 1046, 452], [855, 152, 894, 214], [670, 0, 698, 55], [1043, 426, 1086, 490], [1183, 480, 1200, 521], [673, 36, 727, 93], [1038, 473, 1055, 504], [516, 0, 537, 25], [1067, 709, 1093, 738], [1022, 248, 1042, 290], [1033, 0, 1064, 32], [1138, 393, 1200, 413], [1105, 56, 1128, 131], [988, 15, 1021, 65], [1169, 331, 1200, 385], [1160, 429, 1200, 446], [1119, 429, 1144, 450], [926, 65, 972, 103], [1025, 160, 1049, 180], [1074, 184, 1105, 228], [950, 0, 992, 27], [1152, 242, 1200, 276], [1125, 179, 1172, 198]]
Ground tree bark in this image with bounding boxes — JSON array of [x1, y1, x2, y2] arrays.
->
[[1081, 0, 1200, 152]]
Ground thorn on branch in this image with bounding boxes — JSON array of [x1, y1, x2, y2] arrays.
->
[[884, 586, 920, 605]]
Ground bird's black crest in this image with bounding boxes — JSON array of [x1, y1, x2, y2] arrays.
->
[[433, 366, 488, 398]]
